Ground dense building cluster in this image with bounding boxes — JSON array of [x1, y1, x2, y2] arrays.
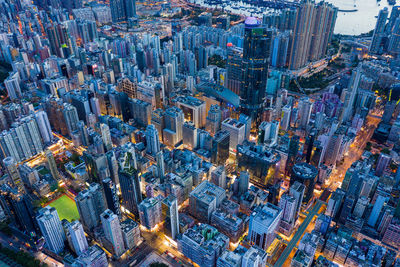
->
[[1, 0, 400, 266]]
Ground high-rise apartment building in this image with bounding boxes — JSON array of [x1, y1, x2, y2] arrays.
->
[[289, 0, 337, 69], [110, 0, 136, 22], [4, 72, 22, 100], [36, 206, 66, 253], [45, 149, 59, 180], [75, 183, 106, 230], [34, 110, 53, 144], [121, 219, 141, 250], [3, 157, 25, 192], [370, 7, 389, 53], [100, 209, 125, 257], [138, 197, 162, 230], [68, 220, 88, 256]]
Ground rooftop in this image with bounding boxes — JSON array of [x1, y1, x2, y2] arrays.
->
[[251, 203, 282, 225], [190, 180, 225, 205], [292, 162, 318, 179], [175, 95, 205, 107], [222, 118, 245, 129]]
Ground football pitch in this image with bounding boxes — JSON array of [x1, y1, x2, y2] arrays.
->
[[47, 194, 80, 222]]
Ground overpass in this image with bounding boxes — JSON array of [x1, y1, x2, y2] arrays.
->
[[274, 198, 327, 267]]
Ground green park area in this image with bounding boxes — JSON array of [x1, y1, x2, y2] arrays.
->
[[47, 194, 80, 222]]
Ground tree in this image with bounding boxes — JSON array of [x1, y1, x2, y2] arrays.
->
[[40, 196, 49, 205], [390, 162, 397, 172], [365, 142, 372, 151], [70, 152, 81, 165], [0, 245, 48, 267], [0, 222, 12, 236], [57, 187, 66, 194], [149, 263, 169, 267], [208, 54, 226, 68]]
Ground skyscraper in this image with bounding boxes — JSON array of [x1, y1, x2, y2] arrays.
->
[[289, 181, 305, 220], [36, 206, 66, 253], [119, 168, 142, 217], [221, 118, 246, 152], [156, 151, 165, 180], [100, 209, 125, 257], [206, 105, 222, 136], [4, 190, 38, 234], [145, 124, 160, 157], [163, 106, 184, 147], [211, 166, 226, 189], [211, 130, 230, 165], [258, 120, 279, 146], [4, 72, 22, 100], [240, 17, 271, 127], [45, 149, 59, 180], [3, 157, 25, 193], [281, 105, 292, 131], [279, 192, 297, 235], [46, 24, 72, 58], [68, 220, 88, 256], [286, 135, 300, 174], [388, 18, 400, 54], [120, 219, 141, 250], [75, 183, 106, 230], [182, 121, 198, 150], [342, 65, 362, 122], [110, 0, 136, 22], [290, 163, 318, 203], [375, 153, 391, 176], [297, 97, 313, 129], [162, 195, 179, 239], [289, 0, 337, 69], [289, 0, 314, 69], [110, 0, 126, 22], [226, 44, 243, 95], [124, 0, 136, 19], [100, 123, 112, 152], [102, 178, 121, 219], [238, 171, 250, 196], [248, 203, 282, 250], [63, 103, 80, 136], [34, 110, 53, 144], [368, 194, 388, 228], [370, 7, 389, 53], [138, 197, 162, 230]]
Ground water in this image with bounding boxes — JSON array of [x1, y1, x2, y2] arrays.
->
[[327, 0, 393, 35], [195, 0, 394, 36]]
